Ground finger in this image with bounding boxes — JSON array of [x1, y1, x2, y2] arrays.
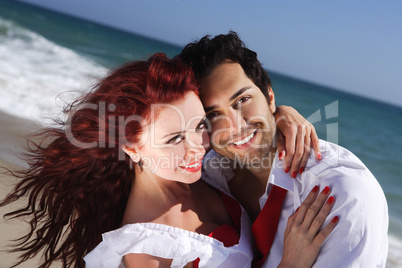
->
[[299, 127, 311, 174], [283, 126, 297, 174], [294, 185, 320, 225], [276, 131, 286, 161], [290, 125, 305, 178], [308, 195, 336, 237], [312, 215, 339, 247], [301, 186, 332, 232], [284, 209, 298, 236], [310, 127, 321, 160]]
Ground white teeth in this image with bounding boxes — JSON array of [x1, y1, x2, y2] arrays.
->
[[233, 131, 255, 145], [184, 161, 201, 168]]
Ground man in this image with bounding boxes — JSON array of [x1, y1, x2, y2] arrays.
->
[[179, 32, 388, 267]]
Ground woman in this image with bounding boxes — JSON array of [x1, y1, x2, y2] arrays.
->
[[1, 53, 337, 268]]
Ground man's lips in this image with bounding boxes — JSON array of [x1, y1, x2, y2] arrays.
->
[[228, 130, 257, 147]]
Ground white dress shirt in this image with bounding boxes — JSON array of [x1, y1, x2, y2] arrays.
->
[[202, 140, 389, 268]]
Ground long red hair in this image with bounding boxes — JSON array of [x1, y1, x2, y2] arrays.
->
[[0, 53, 199, 268]]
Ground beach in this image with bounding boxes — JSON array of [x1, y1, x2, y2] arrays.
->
[[0, 159, 47, 268], [0, 111, 50, 267]]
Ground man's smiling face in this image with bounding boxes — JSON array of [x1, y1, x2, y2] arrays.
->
[[200, 62, 277, 165]]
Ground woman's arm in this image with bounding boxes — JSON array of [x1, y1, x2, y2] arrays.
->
[[123, 253, 174, 268], [275, 105, 321, 178], [124, 253, 195, 268]]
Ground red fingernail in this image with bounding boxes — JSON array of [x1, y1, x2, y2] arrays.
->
[[285, 167, 290, 173], [299, 167, 305, 174], [332, 216, 339, 223], [326, 196, 335, 205], [279, 151, 284, 160], [312, 185, 319, 193], [295, 207, 300, 212], [323, 186, 330, 194], [291, 171, 297, 178], [317, 153, 322, 160]]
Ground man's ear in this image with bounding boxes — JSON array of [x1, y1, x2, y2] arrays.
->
[[122, 145, 141, 163], [267, 86, 276, 114]]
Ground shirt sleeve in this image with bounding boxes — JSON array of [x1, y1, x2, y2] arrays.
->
[[303, 142, 389, 268]]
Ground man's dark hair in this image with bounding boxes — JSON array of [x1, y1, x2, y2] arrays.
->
[[178, 31, 271, 99]]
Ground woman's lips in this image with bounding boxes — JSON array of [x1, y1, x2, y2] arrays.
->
[[180, 159, 203, 172]]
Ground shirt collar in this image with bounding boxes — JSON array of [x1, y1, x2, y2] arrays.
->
[[267, 150, 295, 193]]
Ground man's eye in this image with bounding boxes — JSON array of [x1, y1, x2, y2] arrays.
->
[[167, 135, 184, 144], [206, 111, 219, 120], [237, 96, 250, 105]]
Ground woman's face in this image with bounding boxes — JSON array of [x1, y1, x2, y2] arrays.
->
[[129, 91, 209, 184]]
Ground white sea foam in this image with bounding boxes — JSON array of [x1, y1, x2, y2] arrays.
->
[[0, 18, 107, 125], [387, 234, 402, 268]]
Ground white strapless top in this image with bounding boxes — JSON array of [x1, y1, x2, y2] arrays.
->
[[84, 208, 254, 267]]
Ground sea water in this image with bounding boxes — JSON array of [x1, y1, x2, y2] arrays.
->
[[1, 0, 401, 266]]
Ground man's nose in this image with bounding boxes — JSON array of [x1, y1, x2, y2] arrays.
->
[[227, 109, 247, 134]]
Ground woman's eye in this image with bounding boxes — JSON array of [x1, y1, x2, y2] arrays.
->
[[196, 120, 207, 131], [167, 135, 184, 144]]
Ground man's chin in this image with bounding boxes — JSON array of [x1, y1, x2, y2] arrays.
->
[[217, 149, 256, 163], [214, 145, 275, 167]]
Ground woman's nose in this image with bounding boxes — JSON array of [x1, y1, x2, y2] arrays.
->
[[185, 131, 206, 156]]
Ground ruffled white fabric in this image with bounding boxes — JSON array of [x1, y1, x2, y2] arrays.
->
[[84, 213, 253, 268]]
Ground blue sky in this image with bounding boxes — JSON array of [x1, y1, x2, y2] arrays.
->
[[19, 0, 402, 107]]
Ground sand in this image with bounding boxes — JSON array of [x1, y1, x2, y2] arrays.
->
[[0, 111, 61, 267]]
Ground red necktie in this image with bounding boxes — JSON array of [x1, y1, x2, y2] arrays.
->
[[252, 185, 287, 267]]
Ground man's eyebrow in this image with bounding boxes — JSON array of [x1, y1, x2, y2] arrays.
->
[[204, 105, 218, 113], [204, 87, 252, 113], [229, 87, 251, 101]]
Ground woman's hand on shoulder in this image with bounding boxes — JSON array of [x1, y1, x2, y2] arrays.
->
[[278, 185, 339, 268], [275, 105, 321, 178]]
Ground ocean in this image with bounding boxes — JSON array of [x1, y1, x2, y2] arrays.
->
[[1, 0, 401, 266]]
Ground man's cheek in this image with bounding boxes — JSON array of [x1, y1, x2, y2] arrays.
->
[[209, 127, 231, 149]]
